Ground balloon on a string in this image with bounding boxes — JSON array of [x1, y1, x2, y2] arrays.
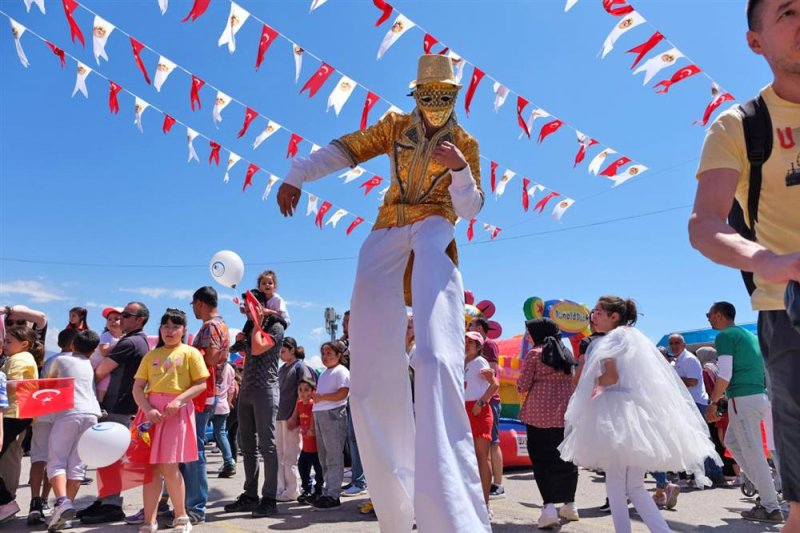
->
[[77, 422, 131, 468], [209, 250, 245, 289]]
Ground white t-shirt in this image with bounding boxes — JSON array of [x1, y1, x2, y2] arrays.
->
[[674, 350, 709, 405], [464, 356, 490, 402], [90, 331, 120, 392], [314, 364, 350, 412], [266, 293, 291, 326]]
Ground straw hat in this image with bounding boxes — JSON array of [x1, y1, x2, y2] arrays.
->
[[409, 54, 461, 89]]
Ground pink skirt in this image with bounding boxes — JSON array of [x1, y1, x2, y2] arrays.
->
[[147, 392, 198, 464]]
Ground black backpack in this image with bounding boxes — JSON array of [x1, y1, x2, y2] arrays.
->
[[727, 96, 773, 295]]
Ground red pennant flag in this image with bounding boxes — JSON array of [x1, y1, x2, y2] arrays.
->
[[490, 161, 498, 193], [574, 137, 598, 167], [287, 133, 303, 158], [360, 176, 383, 195], [361, 91, 378, 130], [255, 24, 279, 70], [423, 33, 448, 55], [15, 378, 75, 418], [300, 63, 335, 98], [600, 156, 631, 177], [129, 37, 152, 85], [538, 119, 564, 144], [62, 0, 85, 47], [190, 75, 205, 111], [602, 0, 634, 16], [695, 92, 734, 127], [490, 226, 502, 240], [346, 217, 365, 236], [245, 291, 271, 340], [464, 67, 484, 117], [372, 0, 393, 26], [238, 107, 258, 138], [627, 32, 664, 70], [243, 163, 259, 192], [181, 0, 211, 22], [109, 81, 122, 114], [522, 177, 531, 212], [315, 201, 332, 228], [654, 65, 702, 94], [46, 41, 66, 67], [162, 114, 176, 133], [97, 415, 153, 498], [516, 96, 531, 138], [534, 191, 560, 213], [467, 218, 477, 241], [209, 141, 221, 165]]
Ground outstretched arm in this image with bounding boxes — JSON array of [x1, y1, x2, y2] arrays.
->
[[277, 144, 351, 217]]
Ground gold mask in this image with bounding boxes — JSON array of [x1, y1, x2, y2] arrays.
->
[[413, 83, 459, 128]]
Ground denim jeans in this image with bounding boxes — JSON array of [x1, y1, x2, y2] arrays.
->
[[346, 402, 366, 489], [180, 406, 213, 518], [696, 403, 724, 482], [212, 413, 235, 466]]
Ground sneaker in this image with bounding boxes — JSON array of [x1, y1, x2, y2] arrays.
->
[[27, 497, 46, 525], [48, 499, 76, 532], [185, 509, 205, 525], [559, 502, 579, 522], [125, 508, 145, 525], [0, 500, 20, 524], [537, 504, 560, 529], [218, 463, 237, 479], [489, 484, 506, 500], [79, 503, 125, 524], [741, 504, 784, 524], [665, 483, 680, 510], [157, 499, 172, 518], [359, 500, 375, 515], [599, 498, 610, 513], [76, 500, 101, 519], [312, 496, 341, 511], [297, 491, 314, 505], [251, 498, 278, 518], [224, 493, 259, 513], [80, 476, 93, 485], [171, 515, 192, 533], [341, 485, 368, 497]]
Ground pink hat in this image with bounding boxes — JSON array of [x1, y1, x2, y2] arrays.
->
[[102, 307, 123, 319], [465, 331, 485, 346]]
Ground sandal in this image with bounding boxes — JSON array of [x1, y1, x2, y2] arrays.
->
[[171, 515, 192, 533], [138, 524, 158, 533]]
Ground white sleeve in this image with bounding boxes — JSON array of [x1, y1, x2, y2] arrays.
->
[[717, 355, 733, 382], [448, 166, 484, 220], [283, 144, 351, 189], [277, 294, 290, 326]]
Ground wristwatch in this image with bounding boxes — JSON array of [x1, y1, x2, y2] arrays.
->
[[477, 399, 485, 408]]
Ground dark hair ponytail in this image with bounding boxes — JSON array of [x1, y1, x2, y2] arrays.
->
[[597, 296, 638, 327], [6, 325, 45, 366]]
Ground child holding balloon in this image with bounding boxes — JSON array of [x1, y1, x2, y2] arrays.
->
[[132, 309, 209, 533]]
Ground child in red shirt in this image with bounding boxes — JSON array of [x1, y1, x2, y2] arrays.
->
[[290, 378, 323, 504]]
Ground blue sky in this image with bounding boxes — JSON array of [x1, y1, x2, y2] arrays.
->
[[0, 0, 767, 355]]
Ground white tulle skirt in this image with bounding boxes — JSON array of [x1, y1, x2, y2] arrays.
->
[[558, 327, 721, 479]]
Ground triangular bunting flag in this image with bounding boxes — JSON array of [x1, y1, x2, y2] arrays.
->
[[255, 24, 279, 70], [588, 148, 615, 175], [162, 113, 176, 133], [611, 164, 647, 187], [237, 107, 258, 138], [92, 15, 114, 64], [522, 177, 531, 212], [218, 2, 250, 54], [108, 80, 122, 114], [372, 0, 393, 26], [10, 19, 29, 68], [300, 62, 335, 98], [654, 65, 702, 94], [287, 133, 303, 158], [346, 217, 365, 236], [359, 176, 383, 195], [46, 41, 66, 67], [538, 119, 564, 144], [490, 161, 498, 192], [130, 37, 151, 85], [262, 174, 280, 200], [484, 224, 501, 240], [133, 97, 149, 133], [326, 208, 348, 228], [494, 170, 515, 198], [293, 44, 304, 83], [62, 0, 85, 47], [423, 33, 448, 55], [600, 156, 631, 177], [212, 91, 231, 128], [694, 86, 734, 127], [565, 0, 579, 11], [310, 0, 329, 12], [243, 163, 259, 192], [190, 75, 205, 110], [377, 15, 415, 59], [534, 191, 561, 214], [633, 47, 684, 85], [181, 0, 211, 22], [24, 0, 46, 14], [600, 11, 645, 58], [187, 127, 200, 163], [574, 131, 598, 167], [627, 31, 664, 69], [552, 198, 575, 220], [493, 82, 509, 112], [446, 51, 466, 83], [467, 218, 477, 241], [464, 66, 484, 117], [516, 96, 530, 139], [253, 121, 281, 149], [307, 194, 319, 216], [327, 76, 356, 116], [208, 141, 221, 165], [315, 201, 332, 228], [224, 151, 241, 183], [339, 167, 365, 184], [602, 0, 634, 16], [157, 0, 168, 15], [361, 91, 378, 129], [153, 56, 176, 92]]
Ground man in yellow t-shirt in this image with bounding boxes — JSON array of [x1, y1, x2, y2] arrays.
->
[[689, 0, 800, 527]]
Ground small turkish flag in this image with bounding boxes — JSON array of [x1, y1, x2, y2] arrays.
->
[[255, 24, 279, 70], [287, 133, 303, 158], [315, 201, 332, 228], [603, 0, 634, 16], [574, 132, 598, 167], [15, 378, 75, 418], [360, 176, 383, 195], [209, 141, 221, 166], [361, 91, 378, 130], [129, 37, 151, 85], [245, 291, 270, 340], [190, 75, 205, 111], [516, 96, 531, 139], [109, 81, 122, 114], [538, 119, 564, 144], [654, 65, 702, 94], [346, 217, 365, 236], [423, 33, 448, 55], [238, 107, 258, 138], [300, 62, 335, 98], [467, 218, 477, 241], [62, 0, 85, 47], [162, 114, 176, 134], [243, 163, 260, 192], [372, 0, 393, 26], [534, 192, 560, 214], [695, 91, 734, 127], [464, 67, 484, 117], [181, 0, 211, 22], [627, 31, 664, 70], [46, 41, 66, 67], [97, 413, 153, 498], [522, 178, 531, 212], [490, 161, 498, 193], [600, 156, 631, 177]]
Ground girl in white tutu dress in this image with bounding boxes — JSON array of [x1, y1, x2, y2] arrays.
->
[[558, 296, 721, 533]]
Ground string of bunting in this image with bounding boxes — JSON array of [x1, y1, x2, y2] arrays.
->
[[565, 0, 735, 127], [310, 0, 649, 190]]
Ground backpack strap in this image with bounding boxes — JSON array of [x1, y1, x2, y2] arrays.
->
[[738, 95, 773, 234]]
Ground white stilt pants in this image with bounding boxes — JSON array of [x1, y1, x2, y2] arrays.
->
[[349, 216, 491, 533], [605, 464, 670, 533]]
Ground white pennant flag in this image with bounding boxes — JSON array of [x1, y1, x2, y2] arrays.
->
[[72, 62, 91, 98], [310, 144, 321, 154], [377, 15, 415, 60], [611, 164, 648, 187], [326, 208, 348, 228], [492, 82, 509, 112], [633, 47, 684, 85], [446, 50, 466, 83], [588, 148, 615, 175], [565, 0, 579, 11], [187, 127, 200, 163], [9, 19, 29, 68], [519, 108, 550, 140], [23, 0, 45, 14], [380, 105, 403, 122], [217, 2, 250, 54], [495, 170, 516, 197], [153, 56, 176, 92], [327, 76, 356, 116], [378, 186, 390, 201], [157, 0, 168, 15], [552, 198, 575, 221], [307, 194, 319, 216], [527, 183, 546, 199], [92, 15, 115, 65], [224, 152, 241, 183], [212, 91, 231, 128], [261, 174, 281, 200], [134, 97, 150, 133], [600, 11, 645, 58], [310, 0, 329, 11], [292, 44, 304, 83], [253, 121, 281, 149], [339, 167, 365, 184]]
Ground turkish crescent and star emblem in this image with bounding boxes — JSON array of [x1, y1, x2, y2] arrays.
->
[[32, 389, 61, 403]]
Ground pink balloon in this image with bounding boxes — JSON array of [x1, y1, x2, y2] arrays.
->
[[464, 290, 475, 305], [476, 300, 496, 319], [487, 320, 503, 340]]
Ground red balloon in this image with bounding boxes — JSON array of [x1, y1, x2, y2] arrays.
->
[[487, 320, 503, 339], [464, 290, 475, 305], [476, 300, 496, 319]]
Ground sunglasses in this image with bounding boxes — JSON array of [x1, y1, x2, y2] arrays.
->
[[4, 319, 27, 327], [120, 312, 141, 319]]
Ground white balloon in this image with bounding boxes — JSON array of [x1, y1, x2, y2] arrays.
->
[[77, 422, 131, 468], [209, 250, 245, 289]]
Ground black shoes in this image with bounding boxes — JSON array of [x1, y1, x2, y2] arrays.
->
[[218, 463, 237, 478], [251, 498, 278, 518], [223, 493, 259, 513], [78, 503, 125, 524], [312, 496, 341, 511]]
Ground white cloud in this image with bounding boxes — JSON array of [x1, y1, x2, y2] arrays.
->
[[0, 279, 69, 303], [285, 300, 323, 310], [119, 287, 194, 300], [309, 326, 327, 345], [306, 355, 324, 372], [85, 301, 119, 310]]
